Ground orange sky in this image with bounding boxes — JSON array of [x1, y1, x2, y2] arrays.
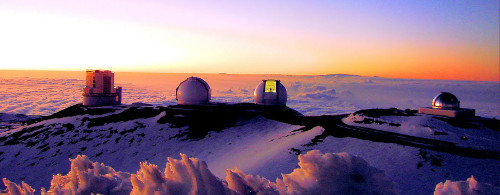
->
[[0, 1, 498, 81]]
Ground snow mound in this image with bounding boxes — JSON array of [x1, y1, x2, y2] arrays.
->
[[2, 150, 397, 195], [1, 178, 35, 195], [130, 153, 227, 195], [276, 150, 397, 195], [130, 150, 397, 194], [226, 168, 279, 194], [434, 176, 500, 195], [42, 155, 132, 195], [343, 108, 500, 151]]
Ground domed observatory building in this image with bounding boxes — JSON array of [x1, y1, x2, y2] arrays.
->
[[176, 77, 211, 105], [432, 92, 460, 109], [254, 79, 287, 105], [83, 70, 122, 106], [418, 92, 475, 118]]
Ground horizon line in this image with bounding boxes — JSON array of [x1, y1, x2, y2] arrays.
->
[[0, 69, 497, 82]]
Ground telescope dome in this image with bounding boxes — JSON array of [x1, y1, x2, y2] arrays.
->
[[254, 80, 287, 105], [176, 77, 211, 105], [432, 92, 460, 109]]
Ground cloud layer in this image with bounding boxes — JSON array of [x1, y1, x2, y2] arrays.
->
[[1, 73, 498, 118]]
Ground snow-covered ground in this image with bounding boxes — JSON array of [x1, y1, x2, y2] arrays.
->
[[343, 110, 499, 151], [0, 71, 499, 194], [0, 104, 498, 194]]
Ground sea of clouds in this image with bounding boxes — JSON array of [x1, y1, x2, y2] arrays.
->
[[0, 72, 498, 118]]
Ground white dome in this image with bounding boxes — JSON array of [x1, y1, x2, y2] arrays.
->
[[254, 79, 287, 105], [176, 77, 211, 105]]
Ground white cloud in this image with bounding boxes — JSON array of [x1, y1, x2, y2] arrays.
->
[[1, 73, 498, 118], [298, 88, 337, 100]]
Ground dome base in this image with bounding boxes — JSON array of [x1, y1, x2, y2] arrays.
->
[[418, 107, 475, 118], [83, 95, 121, 107]]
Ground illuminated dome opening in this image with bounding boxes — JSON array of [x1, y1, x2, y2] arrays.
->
[[432, 92, 460, 110], [254, 79, 287, 105], [176, 77, 211, 105]]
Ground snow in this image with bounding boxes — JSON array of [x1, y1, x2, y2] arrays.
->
[[275, 150, 397, 194], [434, 176, 500, 195], [1, 178, 34, 195], [292, 132, 500, 194], [131, 154, 227, 195], [0, 113, 39, 134], [0, 71, 499, 194], [42, 155, 132, 195], [2, 150, 397, 195], [0, 104, 497, 194], [343, 111, 500, 150]]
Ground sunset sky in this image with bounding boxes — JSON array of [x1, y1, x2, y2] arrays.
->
[[0, 0, 498, 81]]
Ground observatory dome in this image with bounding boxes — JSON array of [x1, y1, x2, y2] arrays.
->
[[432, 92, 460, 109], [254, 80, 287, 105], [176, 77, 211, 105]]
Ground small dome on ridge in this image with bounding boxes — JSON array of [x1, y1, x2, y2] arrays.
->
[[432, 92, 460, 109]]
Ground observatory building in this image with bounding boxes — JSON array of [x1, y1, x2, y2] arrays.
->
[[254, 79, 287, 105], [418, 92, 475, 118], [176, 77, 211, 105], [82, 70, 122, 106]]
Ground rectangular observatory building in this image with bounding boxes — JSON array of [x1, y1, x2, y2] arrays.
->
[[82, 70, 122, 106]]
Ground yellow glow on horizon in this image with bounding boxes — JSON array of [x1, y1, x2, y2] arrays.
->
[[0, 7, 498, 82], [317, 37, 499, 81], [0, 8, 187, 70], [0, 8, 325, 75]]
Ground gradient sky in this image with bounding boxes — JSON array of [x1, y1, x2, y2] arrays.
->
[[0, 0, 498, 81]]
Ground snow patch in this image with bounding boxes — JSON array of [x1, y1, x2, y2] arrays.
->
[[434, 176, 500, 195], [276, 150, 397, 195], [1, 178, 35, 195], [41, 155, 132, 195], [130, 153, 227, 195]]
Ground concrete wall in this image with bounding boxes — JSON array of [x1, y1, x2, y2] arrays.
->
[[83, 95, 120, 106]]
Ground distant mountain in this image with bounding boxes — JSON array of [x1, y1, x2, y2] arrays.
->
[[319, 74, 361, 78], [0, 104, 498, 194]]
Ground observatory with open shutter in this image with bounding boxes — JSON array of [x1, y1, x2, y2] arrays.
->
[[254, 79, 287, 105], [176, 77, 211, 105]]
